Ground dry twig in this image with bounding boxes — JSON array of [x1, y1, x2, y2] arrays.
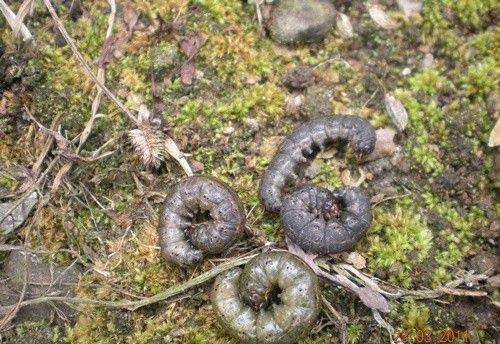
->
[[0, 0, 33, 40], [0, 253, 257, 313], [321, 296, 347, 344]]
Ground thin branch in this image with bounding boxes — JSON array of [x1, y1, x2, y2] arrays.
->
[[0, 0, 33, 41], [373, 310, 395, 344], [0, 253, 257, 314], [321, 296, 347, 344], [13, 0, 34, 37], [78, 0, 116, 151]]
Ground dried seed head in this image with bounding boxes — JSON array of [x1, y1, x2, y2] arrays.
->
[[128, 105, 165, 168]]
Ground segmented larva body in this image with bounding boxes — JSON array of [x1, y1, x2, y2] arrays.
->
[[158, 176, 245, 266], [211, 251, 320, 344], [259, 115, 376, 213], [281, 185, 372, 254]]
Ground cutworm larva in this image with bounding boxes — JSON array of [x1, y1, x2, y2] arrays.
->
[[259, 115, 376, 213], [158, 176, 245, 266], [281, 185, 372, 254], [211, 251, 320, 344]]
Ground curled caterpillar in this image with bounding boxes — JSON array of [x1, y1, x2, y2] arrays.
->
[[259, 115, 376, 213], [281, 185, 372, 254], [211, 251, 320, 344], [158, 176, 245, 266]]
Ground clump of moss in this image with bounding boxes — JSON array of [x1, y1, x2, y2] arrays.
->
[[311, 159, 343, 189], [149, 43, 181, 77], [347, 322, 363, 344], [400, 300, 431, 329], [441, 0, 497, 30], [409, 69, 449, 95], [395, 91, 447, 175], [460, 57, 499, 99], [421, 192, 487, 285], [366, 200, 433, 288]]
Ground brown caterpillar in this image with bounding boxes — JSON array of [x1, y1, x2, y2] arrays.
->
[[158, 176, 245, 266], [259, 115, 376, 213], [211, 251, 320, 344], [281, 185, 372, 254]]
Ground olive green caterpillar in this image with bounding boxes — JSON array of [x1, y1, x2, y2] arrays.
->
[[211, 251, 320, 344]]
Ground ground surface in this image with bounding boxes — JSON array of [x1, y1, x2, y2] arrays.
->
[[0, 0, 498, 343]]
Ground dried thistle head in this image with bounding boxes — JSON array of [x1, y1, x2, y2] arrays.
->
[[128, 105, 165, 168]]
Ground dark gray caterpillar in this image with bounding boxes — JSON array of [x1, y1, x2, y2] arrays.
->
[[281, 185, 372, 254], [211, 251, 320, 344], [259, 115, 376, 213], [158, 176, 245, 266]]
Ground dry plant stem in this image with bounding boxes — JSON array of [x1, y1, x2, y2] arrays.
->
[[78, 0, 116, 151], [255, 2, 264, 35], [13, 0, 34, 37], [373, 310, 395, 344], [46, 0, 116, 202], [0, 253, 258, 313], [32, 113, 63, 176], [0, 0, 32, 40], [336, 264, 401, 297], [321, 296, 347, 344], [336, 263, 490, 300]]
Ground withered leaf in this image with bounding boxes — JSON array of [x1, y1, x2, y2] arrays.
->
[[123, 6, 138, 32], [357, 287, 392, 313], [98, 7, 137, 67], [51, 162, 72, 191], [385, 93, 408, 131], [176, 33, 204, 86]]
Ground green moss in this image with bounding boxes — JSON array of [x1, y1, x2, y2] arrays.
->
[[441, 0, 497, 30], [261, 220, 281, 242], [347, 322, 363, 344], [400, 300, 431, 329], [2, 0, 498, 340], [311, 159, 343, 189], [468, 30, 500, 60], [366, 200, 433, 288], [184, 327, 219, 344], [460, 57, 499, 98], [396, 91, 447, 175], [421, 192, 488, 285], [409, 69, 449, 95]]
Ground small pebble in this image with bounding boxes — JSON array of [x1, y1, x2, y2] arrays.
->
[[281, 66, 315, 90], [346, 252, 367, 270], [270, 0, 337, 44], [242, 117, 260, 134], [420, 53, 434, 69], [222, 126, 235, 135]]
